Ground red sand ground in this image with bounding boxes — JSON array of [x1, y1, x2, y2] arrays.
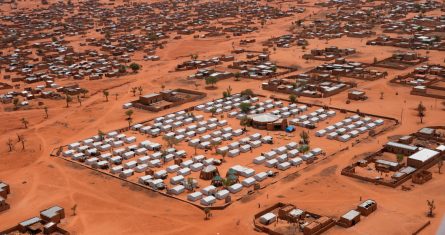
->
[[0, 0, 444, 234]]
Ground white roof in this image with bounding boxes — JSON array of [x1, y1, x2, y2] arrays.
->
[[342, 210, 360, 220], [436, 145, 445, 152], [408, 148, 439, 162], [249, 113, 280, 123]]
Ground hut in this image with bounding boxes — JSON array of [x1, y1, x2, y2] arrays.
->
[[357, 200, 377, 216], [338, 210, 361, 227], [200, 165, 220, 180]]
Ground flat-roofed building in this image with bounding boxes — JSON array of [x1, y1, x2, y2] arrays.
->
[[338, 210, 361, 228], [407, 148, 439, 168], [384, 141, 418, 155]]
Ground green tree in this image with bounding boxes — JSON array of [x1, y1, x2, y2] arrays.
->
[[396, 154, 404, 163], [298, 144, 309, 153], [125, 110, 134, 128], [240, 89, 254, 97], [205, 76, 218, 88], [289, 94, 297, 103], [118, 65, 127, 74], [239, 102, 251, 114], [210, 107, 217, 117], [129, 63, 141, 72]]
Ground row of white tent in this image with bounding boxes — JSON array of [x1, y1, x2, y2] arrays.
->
[[290, 108, 337, 128], [164, 118, 230, 142], [316, 115, 385, 142], [188, 127, 247, 149], [132, 114, 204, 136], [214, 133, 274, 157], [253, 142, 323, 170], [195, 95, 259, 115]]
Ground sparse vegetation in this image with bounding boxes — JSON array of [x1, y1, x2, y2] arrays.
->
[[6, 138, 14, 152], [417, 102, 426, 123], [239, 102, 251, 114], [129, 63, 141, 72], [125, 110, 134, 128], [103, 90, 110, 102], [205, 76, 218, 88], [240, 89, 254, 97], [21, 117, 29, 129], [289, 94, 297, 103], [427, 200, 435, 217], [66, 95, 72, 108]]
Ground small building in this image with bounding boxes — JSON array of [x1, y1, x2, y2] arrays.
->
[[40, 206, 65, 223], [384, 142, 418, 155], [357, 199, 377, 216], [0, 181, 10, 199], [0, 196, 10, 212], [348, 90, 367, 100], [375, 159, 402, 172], [338, 210, 361, 228], [247, 113, 288, 131], [259, 212, 277, 225], [412, 170, 433, 184], [407, 148, 439, 168]]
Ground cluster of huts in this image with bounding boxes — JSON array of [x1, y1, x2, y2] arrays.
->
[[262, 76, 352, 98], [382, 14, 445, 34], [263, 34, 308, 48], [1, 206, 68, 235], [337, 199, 377, 228], [255, 200, 377, 234], [367, 34, 445, 51], [309, 58, 387, 81], [292, 18, 376, 40], [303, 47, 356, 61], [187, 68, 233, 81], [391, 64, 445, 100], [342, 128, 445, 187], [130, 89, 206, 112], [297, 0, 442, 40], [0, 0, 303, 107], [373, 52, 429, 70], [175, 55, 234, 71]]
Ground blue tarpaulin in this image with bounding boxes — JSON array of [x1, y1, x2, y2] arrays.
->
[[285, 125, 295, 133]]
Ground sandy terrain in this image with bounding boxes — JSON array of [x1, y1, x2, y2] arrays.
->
[[0, 0, 444, 235]]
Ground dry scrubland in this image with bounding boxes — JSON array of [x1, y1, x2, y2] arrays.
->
[[0, 0, 444, 234]]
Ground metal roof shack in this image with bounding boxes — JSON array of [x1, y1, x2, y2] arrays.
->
[[407, 148, 439, 168], [384, 141, 418, 155], [338, 209, 361, 228], [40, 206, 65, 223]]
